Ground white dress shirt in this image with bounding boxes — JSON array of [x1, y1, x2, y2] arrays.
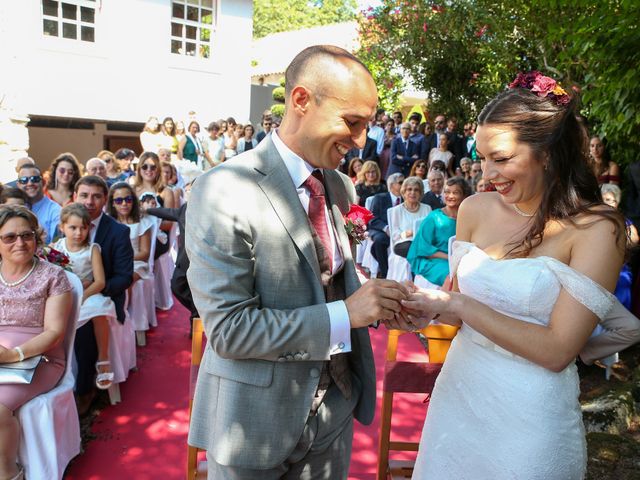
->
[[272, 130, 351, 355], [368, 125, 385, 155], [90, 212, 104, 243]]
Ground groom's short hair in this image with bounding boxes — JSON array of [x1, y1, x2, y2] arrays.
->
[[284, 45, 371, 101]]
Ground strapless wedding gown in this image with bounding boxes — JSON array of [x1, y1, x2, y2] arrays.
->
[[412, 241, 616, 480]]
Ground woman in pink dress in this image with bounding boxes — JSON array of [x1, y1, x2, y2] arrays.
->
[[0, 205, 73, 480]]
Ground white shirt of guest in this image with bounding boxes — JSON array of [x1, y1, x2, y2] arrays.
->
[[90, 212, 104, 243], [271, 130, 351, 356], [368, 124, 385, 155]]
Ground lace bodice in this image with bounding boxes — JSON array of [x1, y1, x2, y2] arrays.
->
[[0, 259, 72, 327], [451, 241, 616, 325]]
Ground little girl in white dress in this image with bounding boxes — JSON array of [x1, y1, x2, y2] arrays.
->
[[52, 203, 116, 389]]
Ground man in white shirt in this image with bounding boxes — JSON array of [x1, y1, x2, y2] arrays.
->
[[367, 109, 386, 156]]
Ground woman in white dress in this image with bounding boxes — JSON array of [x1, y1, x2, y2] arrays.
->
[[53, 203, 116, 390], [391, 74, 626, 479], [107, 183, 153, 282]]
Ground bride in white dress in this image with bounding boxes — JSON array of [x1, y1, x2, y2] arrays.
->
[[390, 76, 626, 479]]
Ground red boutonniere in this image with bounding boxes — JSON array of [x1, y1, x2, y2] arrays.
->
[[37, 246, 72, 271], [344, 204, 373, 245]]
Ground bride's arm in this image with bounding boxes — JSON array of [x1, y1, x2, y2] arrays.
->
[[403, 205, 624, 372]]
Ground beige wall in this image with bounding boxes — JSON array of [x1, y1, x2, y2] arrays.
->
[[27, 124, 139, 172]]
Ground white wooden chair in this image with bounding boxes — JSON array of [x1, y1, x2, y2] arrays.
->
[[385, 205, 413, 282], [360, 196, 380, 277], [128, 217, 158, 346], [17, 271, 83, 480], [106, 290, 137, 404], [154, 223, 176, 311]]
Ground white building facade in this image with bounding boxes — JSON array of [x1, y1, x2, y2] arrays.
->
[[0, 0, 253, 180]]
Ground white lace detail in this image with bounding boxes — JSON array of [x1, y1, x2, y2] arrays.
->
[[539, 257, 616, 321]]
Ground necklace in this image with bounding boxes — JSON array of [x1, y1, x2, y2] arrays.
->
[[513, 204, 535, 217], [404, 202, 420, 213], [0, 258, 37, 287]]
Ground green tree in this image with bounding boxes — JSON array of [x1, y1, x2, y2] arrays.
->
[[253, 0, 357, 39], [357, 0, 640, 166]]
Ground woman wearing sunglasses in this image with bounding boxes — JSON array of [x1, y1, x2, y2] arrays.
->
[[44, 153, 83, 207], [0, 205, 73, 480], [131, 152, 175, 211], [107, 183, 152, 284]]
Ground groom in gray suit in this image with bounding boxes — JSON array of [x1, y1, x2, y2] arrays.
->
[[186, 45, 409, 479]]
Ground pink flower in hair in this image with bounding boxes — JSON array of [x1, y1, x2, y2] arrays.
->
[[531, 75, 557, 98]]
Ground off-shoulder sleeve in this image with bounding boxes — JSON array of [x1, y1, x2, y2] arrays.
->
[[540, 257, 616, 321], [448, 240, 474, 278], [47, 263, 73, 297]]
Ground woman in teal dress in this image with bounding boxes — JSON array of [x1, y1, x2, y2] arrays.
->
[[408, 177, 472, 285]]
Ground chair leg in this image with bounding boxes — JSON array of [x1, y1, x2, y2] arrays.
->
[[108, 383, 121, 405], [136, 331, 147, 347]]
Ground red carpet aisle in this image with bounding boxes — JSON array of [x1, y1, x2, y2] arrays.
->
[[348, 328, 429, 480], [65, 302, 193, 480], [64, 299, 429, 479]]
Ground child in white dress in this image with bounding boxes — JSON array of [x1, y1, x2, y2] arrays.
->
[[53, 203, 116, 389]]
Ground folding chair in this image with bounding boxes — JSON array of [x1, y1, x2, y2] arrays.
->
[[186, 318, 208, 479], [377, 324, 458, 480]]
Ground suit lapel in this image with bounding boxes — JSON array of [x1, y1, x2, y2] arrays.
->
[[256, 140, 322, 283]]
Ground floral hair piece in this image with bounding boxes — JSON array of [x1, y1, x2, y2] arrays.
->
[[508, 71, 571, 106]]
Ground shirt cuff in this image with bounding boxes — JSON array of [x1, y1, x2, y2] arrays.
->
[[327, 301, 352, 355]]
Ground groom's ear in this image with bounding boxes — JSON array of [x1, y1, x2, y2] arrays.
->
[[289, 85, 312, 116]]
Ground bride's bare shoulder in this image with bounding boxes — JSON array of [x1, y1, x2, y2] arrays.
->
[[458, 192, 503, 218]]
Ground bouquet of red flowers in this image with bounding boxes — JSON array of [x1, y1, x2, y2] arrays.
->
[[344, 204, 374, 245], [37, 246, 72, 271]]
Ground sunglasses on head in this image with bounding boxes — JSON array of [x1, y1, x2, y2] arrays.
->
[[18, 175, 42, 185], [0, 230, 36, 245], [141, 164, 157, 171], [113, 196, 134, 205]]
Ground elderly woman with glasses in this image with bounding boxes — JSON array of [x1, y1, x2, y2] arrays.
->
[[389, 176, 432, 258], [97, 150, 125, 187], [0, 205, 73, 480]]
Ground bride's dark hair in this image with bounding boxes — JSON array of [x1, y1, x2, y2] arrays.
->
[[477, 87, 624, 257]]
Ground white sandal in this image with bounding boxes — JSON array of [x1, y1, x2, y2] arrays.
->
[[95, 361, 114, 390]]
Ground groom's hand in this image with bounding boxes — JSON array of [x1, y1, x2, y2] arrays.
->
[[345, 280, 410, 328]]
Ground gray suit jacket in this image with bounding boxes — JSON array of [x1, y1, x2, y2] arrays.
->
[[186, 137, 376, 469]]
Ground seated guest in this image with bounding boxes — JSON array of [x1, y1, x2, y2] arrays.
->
[[343, 133, 378, 172], [0, 205, 73, 480], [428, 133, 455, 177], [4, 157, 36, 188], [161, 161, 183, 206], [369, 173, 404, 278], [408, 177, 471, 285], [421, 170, 446, 210], [389, 176, 431, 258], [114, 148, 136, 180], [389, 122, 419, 177], [601, 183, 639, 309], [409, 160, 428, 191], [85, 157, 108, 181], [347, 158, 363, 184], [146, 202, 199, 334], [97, 150, 127, 186], [107, 183, 153, 284], [0, 187, 30, 207], [73, 176, 133, 414], [355, 161, 387, 207], [45, 153, 83, 207], [237, 124, 258, 153], [17, 164, 60, 243], [459, 157, 473, 182], [52, 203, 115, 390]]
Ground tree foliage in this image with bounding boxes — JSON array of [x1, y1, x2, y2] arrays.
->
[[357, 0, 640, 166], [253, 0, 357, 39]]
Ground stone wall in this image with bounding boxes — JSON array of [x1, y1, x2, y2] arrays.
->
[[0, 94, 30, 184]]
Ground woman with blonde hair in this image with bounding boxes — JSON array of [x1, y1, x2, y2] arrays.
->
[[140, 116, 162, 152], [355, 160, 386, 206]]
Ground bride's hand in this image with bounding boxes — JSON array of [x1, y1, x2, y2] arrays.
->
[[401, 289, 462, 327]]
